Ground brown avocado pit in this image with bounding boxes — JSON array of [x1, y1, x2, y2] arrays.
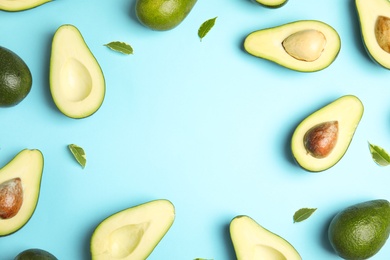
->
[[0, 178, 23, 219], [304, 121, 338, 158], [375, 16, 390, 53]]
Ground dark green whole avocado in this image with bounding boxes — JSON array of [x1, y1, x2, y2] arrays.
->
[[0, 46, 32, 107], [14, 249, 57, 260]]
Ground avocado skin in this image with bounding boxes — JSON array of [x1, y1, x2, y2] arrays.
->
[[0, 46, 32, 107], [14, 249, 57, 260], [135, 0, 197, 31], [328, 199, 390, 259]]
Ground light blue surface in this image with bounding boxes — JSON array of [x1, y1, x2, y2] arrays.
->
[[2, 0, 390, 259]]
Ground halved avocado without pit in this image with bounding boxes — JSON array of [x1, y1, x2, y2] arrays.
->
[[356, 0, 390, 69], [0, 149, 44, 236], [90, 199, 175, 260], [0, 0, 51, 11], [244, 20, 341, 72], [291, 95, 363, 172], [50, 24, 105, 119], [230, 215, 301, 260], [254, 0, 288, 8]]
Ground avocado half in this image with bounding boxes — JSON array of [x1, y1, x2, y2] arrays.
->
[[244, 20, 341, 72], [0, 0, 51, 11], [90, 199, 175, 260], [0, 149, 44, 236], [254, 0, 288, 8], [356, 0, 390, 69], [50, 24, 105, 119], [230, 215, 301, 260], [291, 95, 363, 172]]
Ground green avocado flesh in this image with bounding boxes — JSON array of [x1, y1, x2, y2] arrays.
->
[[0, 149, 44, 236], [291, 95, 363, 172], [14, 248, 57, 260], [90, 200, 175, 260], [230, 215, 301, 260], [135, 0, 197, 31], [356, 0, 390, 69], [0, 0, 51, 11], [254, 0, 288, 8], [244, 20, 341, 72], [328, 199, 390, 259], [50, 24, 105, 119]]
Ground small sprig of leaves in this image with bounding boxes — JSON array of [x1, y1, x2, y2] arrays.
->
[[68, 144, 86, 169], [368, 142, 390, 166], [105, 41, 133, 55], [198, 17, 217, 41], [293, 208, 317, 223]]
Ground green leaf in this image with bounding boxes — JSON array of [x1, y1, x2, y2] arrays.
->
[[293, 208, 317, 223], [198, 17, 217, 41], [105, 41, 133, 55], [68, 144, 86, 169], [369, 142, 390, 166]]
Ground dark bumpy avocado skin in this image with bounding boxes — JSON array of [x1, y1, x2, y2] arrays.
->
[[14, 249, 57, 260], [0, 46, 32, 107]]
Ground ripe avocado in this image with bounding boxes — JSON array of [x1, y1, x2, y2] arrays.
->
[[244, 20, 341, 72], [50, 24, 105, 119], [90, 200, 175, 260], [356, 0, 390, 69], [254, 0, 288, 8], [0, 149, 44, 236], [328, 199, 390, 259], [0, 0, 51, 11], [291, 95, 363, 172], [0, 46, 32, 107], [230, 215, 301, 260], [135, 0, 197, 31], [14, 248, 57, 260]]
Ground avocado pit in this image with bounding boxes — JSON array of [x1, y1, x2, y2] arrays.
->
[[0, 178, 23, 219], [282, 29, 326, 62], [304, 121, 338, 158], [375, 16, 390, 53]]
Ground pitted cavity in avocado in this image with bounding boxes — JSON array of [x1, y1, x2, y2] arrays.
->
[[375, 16, 390, 53], [282, 29, 326, 62], [304, 121, 338, 158], [0, 178, 23, 219]]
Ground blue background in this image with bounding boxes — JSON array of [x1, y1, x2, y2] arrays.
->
[[2, 0, 390, 259]]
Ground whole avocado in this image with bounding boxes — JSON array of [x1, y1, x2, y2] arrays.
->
[[14, 249, 57, 260], [0, 46, 32, 107], [135, 0, 197, 31]]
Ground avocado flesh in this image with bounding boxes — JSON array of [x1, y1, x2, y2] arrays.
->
[[254, 0, 288, 8], [135, 0, 197, 31], [291, 95, 363, 172], [90, 199, 175, 260], [0, 149, 44, 236], [328, 199, 390, 259], [244, 20, 341, 72], [356, 0, 390, 69], [50, 24, 105, 119], [0, 0, 51, 11], [230, 215, 301, 260]]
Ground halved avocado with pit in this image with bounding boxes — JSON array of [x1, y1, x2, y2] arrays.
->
[[50, 24, 105, 119], [90, 199, 175, 260], [254, 0, 288, 8], [230, 215, 301, 260], [244, 20, 341, 72], [356, 0, 390, 69], [0, 149, 44, 236], [0, 0, 51, 11], [291, 95, 363, 172]]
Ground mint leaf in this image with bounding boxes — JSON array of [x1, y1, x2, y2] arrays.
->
[[369, 142, 390, 166], [198, 17, 217, 41], [68, 144, 86, 168], [293, 208, 317, 223], [105, 41, 133, 55]]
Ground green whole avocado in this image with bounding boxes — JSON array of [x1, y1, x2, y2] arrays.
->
[[14, 248, 57, 260], [328, 199, 390, 260], [135, 0, 197, 31], [0, 46, 32, 107]]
